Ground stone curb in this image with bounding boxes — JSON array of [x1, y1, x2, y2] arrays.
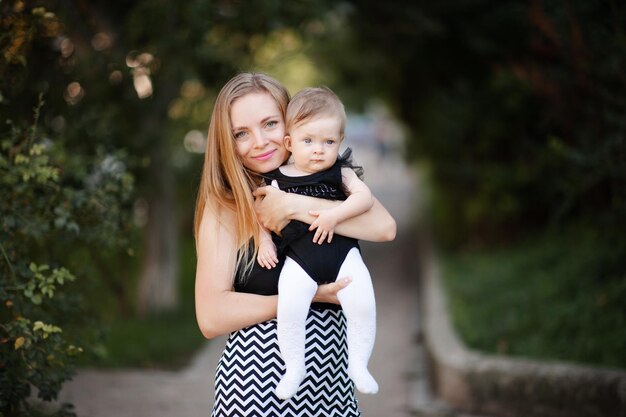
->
[[419, 256, 626, 417]]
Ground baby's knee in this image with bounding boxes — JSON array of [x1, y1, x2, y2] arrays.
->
[[342, 297, 376, 320]]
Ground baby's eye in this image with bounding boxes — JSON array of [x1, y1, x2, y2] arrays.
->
[[304, 138, 312, 143], [326, 139, 336, 145]]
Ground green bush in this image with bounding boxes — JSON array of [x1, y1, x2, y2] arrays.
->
[[442, 226, 626, 368], [77, 238, 205, 369], [322, 1, 626, 247], [0, 102, 135, 415]]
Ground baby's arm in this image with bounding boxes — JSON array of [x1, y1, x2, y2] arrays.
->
[[309, 168, 374, 244], [253, 187, 396, 242], [257, 223, 279, 269]]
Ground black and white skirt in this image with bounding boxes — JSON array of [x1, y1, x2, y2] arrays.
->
[[212, 308, 360, 417]]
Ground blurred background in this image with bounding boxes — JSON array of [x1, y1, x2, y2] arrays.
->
[[1, 0, 625, 415]]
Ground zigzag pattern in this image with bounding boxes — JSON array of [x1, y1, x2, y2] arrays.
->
[[212, 308, 360, 416]]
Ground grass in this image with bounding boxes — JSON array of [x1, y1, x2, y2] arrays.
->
[[441, 226, 626, 369], [78, 237, 206, 369], [84, 309, 206, 369]]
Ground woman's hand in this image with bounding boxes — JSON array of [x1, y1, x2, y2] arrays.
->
[[312, 276, 352, 305], [253, 185, 293, 233]]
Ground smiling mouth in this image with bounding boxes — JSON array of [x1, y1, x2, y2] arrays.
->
[[254, 150, 275, 161]]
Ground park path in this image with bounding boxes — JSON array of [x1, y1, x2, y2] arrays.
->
[[54, 147, 455, 417]]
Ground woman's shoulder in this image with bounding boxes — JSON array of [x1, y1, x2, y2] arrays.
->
[[200, 198, 237, 236]]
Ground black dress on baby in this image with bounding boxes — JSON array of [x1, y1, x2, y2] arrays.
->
[[264, 159, 360, 285]]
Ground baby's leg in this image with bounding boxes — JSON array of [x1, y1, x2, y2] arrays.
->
[[337, 247, 378, 394], [276, 256, 318, 400]]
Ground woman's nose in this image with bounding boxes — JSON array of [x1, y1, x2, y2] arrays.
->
[[253, 130, 269, 148]]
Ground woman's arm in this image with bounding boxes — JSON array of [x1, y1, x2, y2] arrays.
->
[[253, 186, 396, 242], [195, 204, 277, 339], [195, 203, 353, 339]]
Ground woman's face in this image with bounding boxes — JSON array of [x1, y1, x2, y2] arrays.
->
[[230, 92, 289, 174]]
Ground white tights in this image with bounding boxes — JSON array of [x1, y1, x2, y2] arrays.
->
[[275, 247, 378, 399]]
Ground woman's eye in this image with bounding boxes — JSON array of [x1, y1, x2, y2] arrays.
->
[[233, 131, 247, 140], [266, 120, 277, 128]]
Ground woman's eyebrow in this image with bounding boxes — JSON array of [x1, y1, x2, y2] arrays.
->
[[261, 114, 281, 123]]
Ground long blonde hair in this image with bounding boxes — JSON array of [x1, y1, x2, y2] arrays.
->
[[194, 73, 290, 277]]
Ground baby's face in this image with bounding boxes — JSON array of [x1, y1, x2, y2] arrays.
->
[[285, 115, 343, 174]]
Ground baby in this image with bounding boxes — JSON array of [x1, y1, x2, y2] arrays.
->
[[257, 87, 378, 399]]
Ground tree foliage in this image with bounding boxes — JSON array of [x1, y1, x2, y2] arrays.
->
[[0, 102, 135, 414], [2, 0, 339, 315], [321, 0, 626, 247], [1, 3, 135, 414], [1, 0, 338, 412]]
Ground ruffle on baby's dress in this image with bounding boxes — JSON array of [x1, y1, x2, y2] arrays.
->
[[337, 147, 364, 180]]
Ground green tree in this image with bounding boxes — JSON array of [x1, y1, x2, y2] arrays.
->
[[0, 103, 134, 415], [3, 0, 337, 317], [317, 0, 626, 247], [1, 0, 350, 411], [1, 3, 135, 414]]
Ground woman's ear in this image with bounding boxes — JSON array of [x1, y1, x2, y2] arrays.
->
[[284, 135, 292, 152]]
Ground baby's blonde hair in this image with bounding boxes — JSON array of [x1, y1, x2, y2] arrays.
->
[[286, 86, 346, 138]]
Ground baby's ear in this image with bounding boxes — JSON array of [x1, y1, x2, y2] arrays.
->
[[284, 135, 292, 151]]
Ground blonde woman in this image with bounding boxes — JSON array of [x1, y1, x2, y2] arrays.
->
[[194, 73, 396, 416]]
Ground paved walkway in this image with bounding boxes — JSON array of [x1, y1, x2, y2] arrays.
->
[[53, 148, 458, 417]]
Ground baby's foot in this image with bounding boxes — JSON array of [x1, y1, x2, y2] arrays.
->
[[275, 369, 306, 400], [348, 366, 379, 394]]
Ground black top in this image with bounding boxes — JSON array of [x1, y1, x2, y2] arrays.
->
[[234, 234, 285, 296], [267, 160, 348, 200], [234, 237, 339, 311], [263, 160, 360, 284], [267, 159, 348, 254], [234, 149, 363, 310], [262, 147, 365, 253]]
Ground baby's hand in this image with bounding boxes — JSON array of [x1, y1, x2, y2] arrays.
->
[[257, 238, 279, 269], [308, 210, 339, 244]]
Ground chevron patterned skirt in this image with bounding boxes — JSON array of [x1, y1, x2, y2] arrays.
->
[[212, 308, 360, 416]]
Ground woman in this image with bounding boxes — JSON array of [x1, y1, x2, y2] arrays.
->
[[194, 73, 396, 416]]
